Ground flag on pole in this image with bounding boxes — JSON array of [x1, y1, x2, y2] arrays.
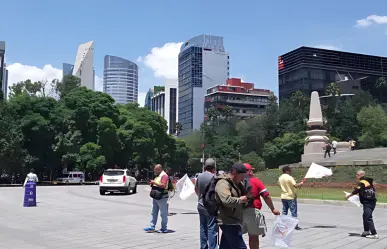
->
[[304, 162, 333, 179], [175, 174, 195, 200]]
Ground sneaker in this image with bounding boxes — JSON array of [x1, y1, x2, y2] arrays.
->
[[295, 226, 302, 231], [157, 228, 168, 233], [361, 231, 370, 237], [143, 227, 155, 232], [366, 234, 379, 239]]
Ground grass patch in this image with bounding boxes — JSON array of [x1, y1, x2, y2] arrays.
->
[[266, 185, 387, 203]]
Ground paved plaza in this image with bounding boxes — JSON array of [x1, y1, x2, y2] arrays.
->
[[0, 186, 387, 249]]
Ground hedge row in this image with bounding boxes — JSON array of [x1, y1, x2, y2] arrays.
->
[[256, 165, 387, 185]]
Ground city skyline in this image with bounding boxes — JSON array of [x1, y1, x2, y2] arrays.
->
[[2, 1, 387, 106]]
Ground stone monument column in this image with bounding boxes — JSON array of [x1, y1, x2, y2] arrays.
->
[[302, 91, 329, 162]]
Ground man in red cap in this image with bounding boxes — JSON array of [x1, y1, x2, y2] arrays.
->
[[242, 163, 280, 249]]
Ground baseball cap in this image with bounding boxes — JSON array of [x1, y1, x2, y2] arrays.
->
[[230, 163, 247, 174], [243, 163, 255, 171]]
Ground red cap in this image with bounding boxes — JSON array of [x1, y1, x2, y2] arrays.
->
[[243, 163, 255, 171]]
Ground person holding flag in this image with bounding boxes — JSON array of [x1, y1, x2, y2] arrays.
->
[[278, 166, 304, 230]]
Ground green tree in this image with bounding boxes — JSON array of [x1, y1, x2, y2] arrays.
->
[[357, 105, 387, 148], [241, 152, 265, 171], [55, 75, 81, 98], [325, 82, 341, 96]]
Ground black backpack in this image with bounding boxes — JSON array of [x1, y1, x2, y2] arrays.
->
[[167, 177, 175, 191], [202, 177, 239, 216]]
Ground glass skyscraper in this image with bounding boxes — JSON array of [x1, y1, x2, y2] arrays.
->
[[63, 63, 74, 77], [103, 55, 138, 104], [178, 35, 229, 136]]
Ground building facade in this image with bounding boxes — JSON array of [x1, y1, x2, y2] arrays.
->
[[63, 63, 74, 77], [278, 46, 387, 102], [178, 34, 229, 136], [205, 78, 271, 119], [144, 89, 153, 110], [151, 81, 178, 134], [103, 55, 138, 104], [73, 41, 95, 90], [0, 41, 5, 99]]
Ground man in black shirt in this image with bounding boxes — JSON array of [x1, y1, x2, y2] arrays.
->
[[346, 170, 379, 239]]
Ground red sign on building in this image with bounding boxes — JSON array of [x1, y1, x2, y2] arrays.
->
[[278, 56, 284, 70]]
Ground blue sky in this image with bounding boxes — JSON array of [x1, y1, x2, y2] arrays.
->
[[1, 0, 387, 104]]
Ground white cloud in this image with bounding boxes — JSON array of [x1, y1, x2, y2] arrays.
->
[[94, 76, 103, 92], [313, 45, 341, 51], [6, 63, 101, 96], [355, 15, 387, 28], [137, 42, 183, 80]]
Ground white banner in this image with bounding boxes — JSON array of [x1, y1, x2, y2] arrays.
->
[[344, 191, 361, 207], [175, 174, 195, 200], [304, 162, 333, 179]]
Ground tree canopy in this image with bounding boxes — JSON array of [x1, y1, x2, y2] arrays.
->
[[0, 77, 189, 181]]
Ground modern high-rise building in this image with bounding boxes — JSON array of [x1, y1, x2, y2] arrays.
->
[[0, 41, 6, 99], [144, 89, 153, 110], [2, 63, 8, 100], [278, 46, 387, 102], [63, 63, 74, 77], [151, 81, 178, 134], [72, 41, 95, 90], [178, 35, 229, 136], [205, 78, 271, 119], [103, 55, 138, 104]]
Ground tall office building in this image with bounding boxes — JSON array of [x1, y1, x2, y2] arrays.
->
[[73, 41, 95, 90], [151, 80, 178, 134], [0, 41, 5, 99], [103, 55, 138, 104], [278, 46, 387, 102], [144, 89, 153, 110], [178, 35, 229, 136], [63, 63, 74, 77]]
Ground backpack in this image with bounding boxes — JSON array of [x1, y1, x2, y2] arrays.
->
[[202, 177, 239, 216], [326, 144, 332, 151]]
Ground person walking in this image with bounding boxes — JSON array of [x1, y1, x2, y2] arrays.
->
[[324, 142, 332, 158], [215, 163, 249, 249], [345, 170, 379, 239], [195, 158, 218, 249], [332, 140, 338, 155], [279, 166, 304, 230], [143, 164, 169, 233], [242, 163, 280, 249]]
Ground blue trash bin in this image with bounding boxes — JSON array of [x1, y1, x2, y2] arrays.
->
[[23, 181, 37, 207]]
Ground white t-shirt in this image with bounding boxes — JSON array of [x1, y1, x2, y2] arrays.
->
[[332, 141, 338, 148], [26, 173, 39, 182]]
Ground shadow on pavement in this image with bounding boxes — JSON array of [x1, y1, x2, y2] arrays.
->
[[311, 225, 337, 229], [348, 233, 362, 237], [179, 212, 198, 215]]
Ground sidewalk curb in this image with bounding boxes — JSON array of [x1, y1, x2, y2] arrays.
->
[[271, 197, 387, 209]]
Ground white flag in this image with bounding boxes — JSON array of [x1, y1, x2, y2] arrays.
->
[[344, 191, 361, 207], [304, 162, 333, 179], [175, 174, 195, 200]]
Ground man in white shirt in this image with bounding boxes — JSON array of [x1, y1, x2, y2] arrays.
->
[[332, 140, 338, 155], [24, 169, 39, 187]]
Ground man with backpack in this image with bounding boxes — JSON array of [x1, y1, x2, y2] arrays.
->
[[166, 168, 175, 216], [242, 163, 280, 249], [195, 158, 218, 249], [210, 163, 250, 249], [345, 170, 379, 239], [324, 142, 331, 158]]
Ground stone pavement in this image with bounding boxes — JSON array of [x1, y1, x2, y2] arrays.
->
[[0, 186, 386, 249]]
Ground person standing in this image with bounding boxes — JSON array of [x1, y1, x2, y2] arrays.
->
[[279, 166, 304, 230], [144, 164, 169, 233], [165, 167, 175, 216], [332, 140, 338, 155], [242, 163, 280, 249], [345, 170, 379, 239], [195, 158, 218, 249], [215, 163, 249, 249], [23, 168, 39, 187]]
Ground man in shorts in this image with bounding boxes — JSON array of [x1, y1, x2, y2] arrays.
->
[[242, 163, 280, 249]]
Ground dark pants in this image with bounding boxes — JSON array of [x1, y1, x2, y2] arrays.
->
[[333, 148, 337, 155], [198, 206, 218, 249], [324, 150, 331, 158], [282, 199, 298, 218], [363, 202, 377, 235], [219, 225, 247, 249]]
